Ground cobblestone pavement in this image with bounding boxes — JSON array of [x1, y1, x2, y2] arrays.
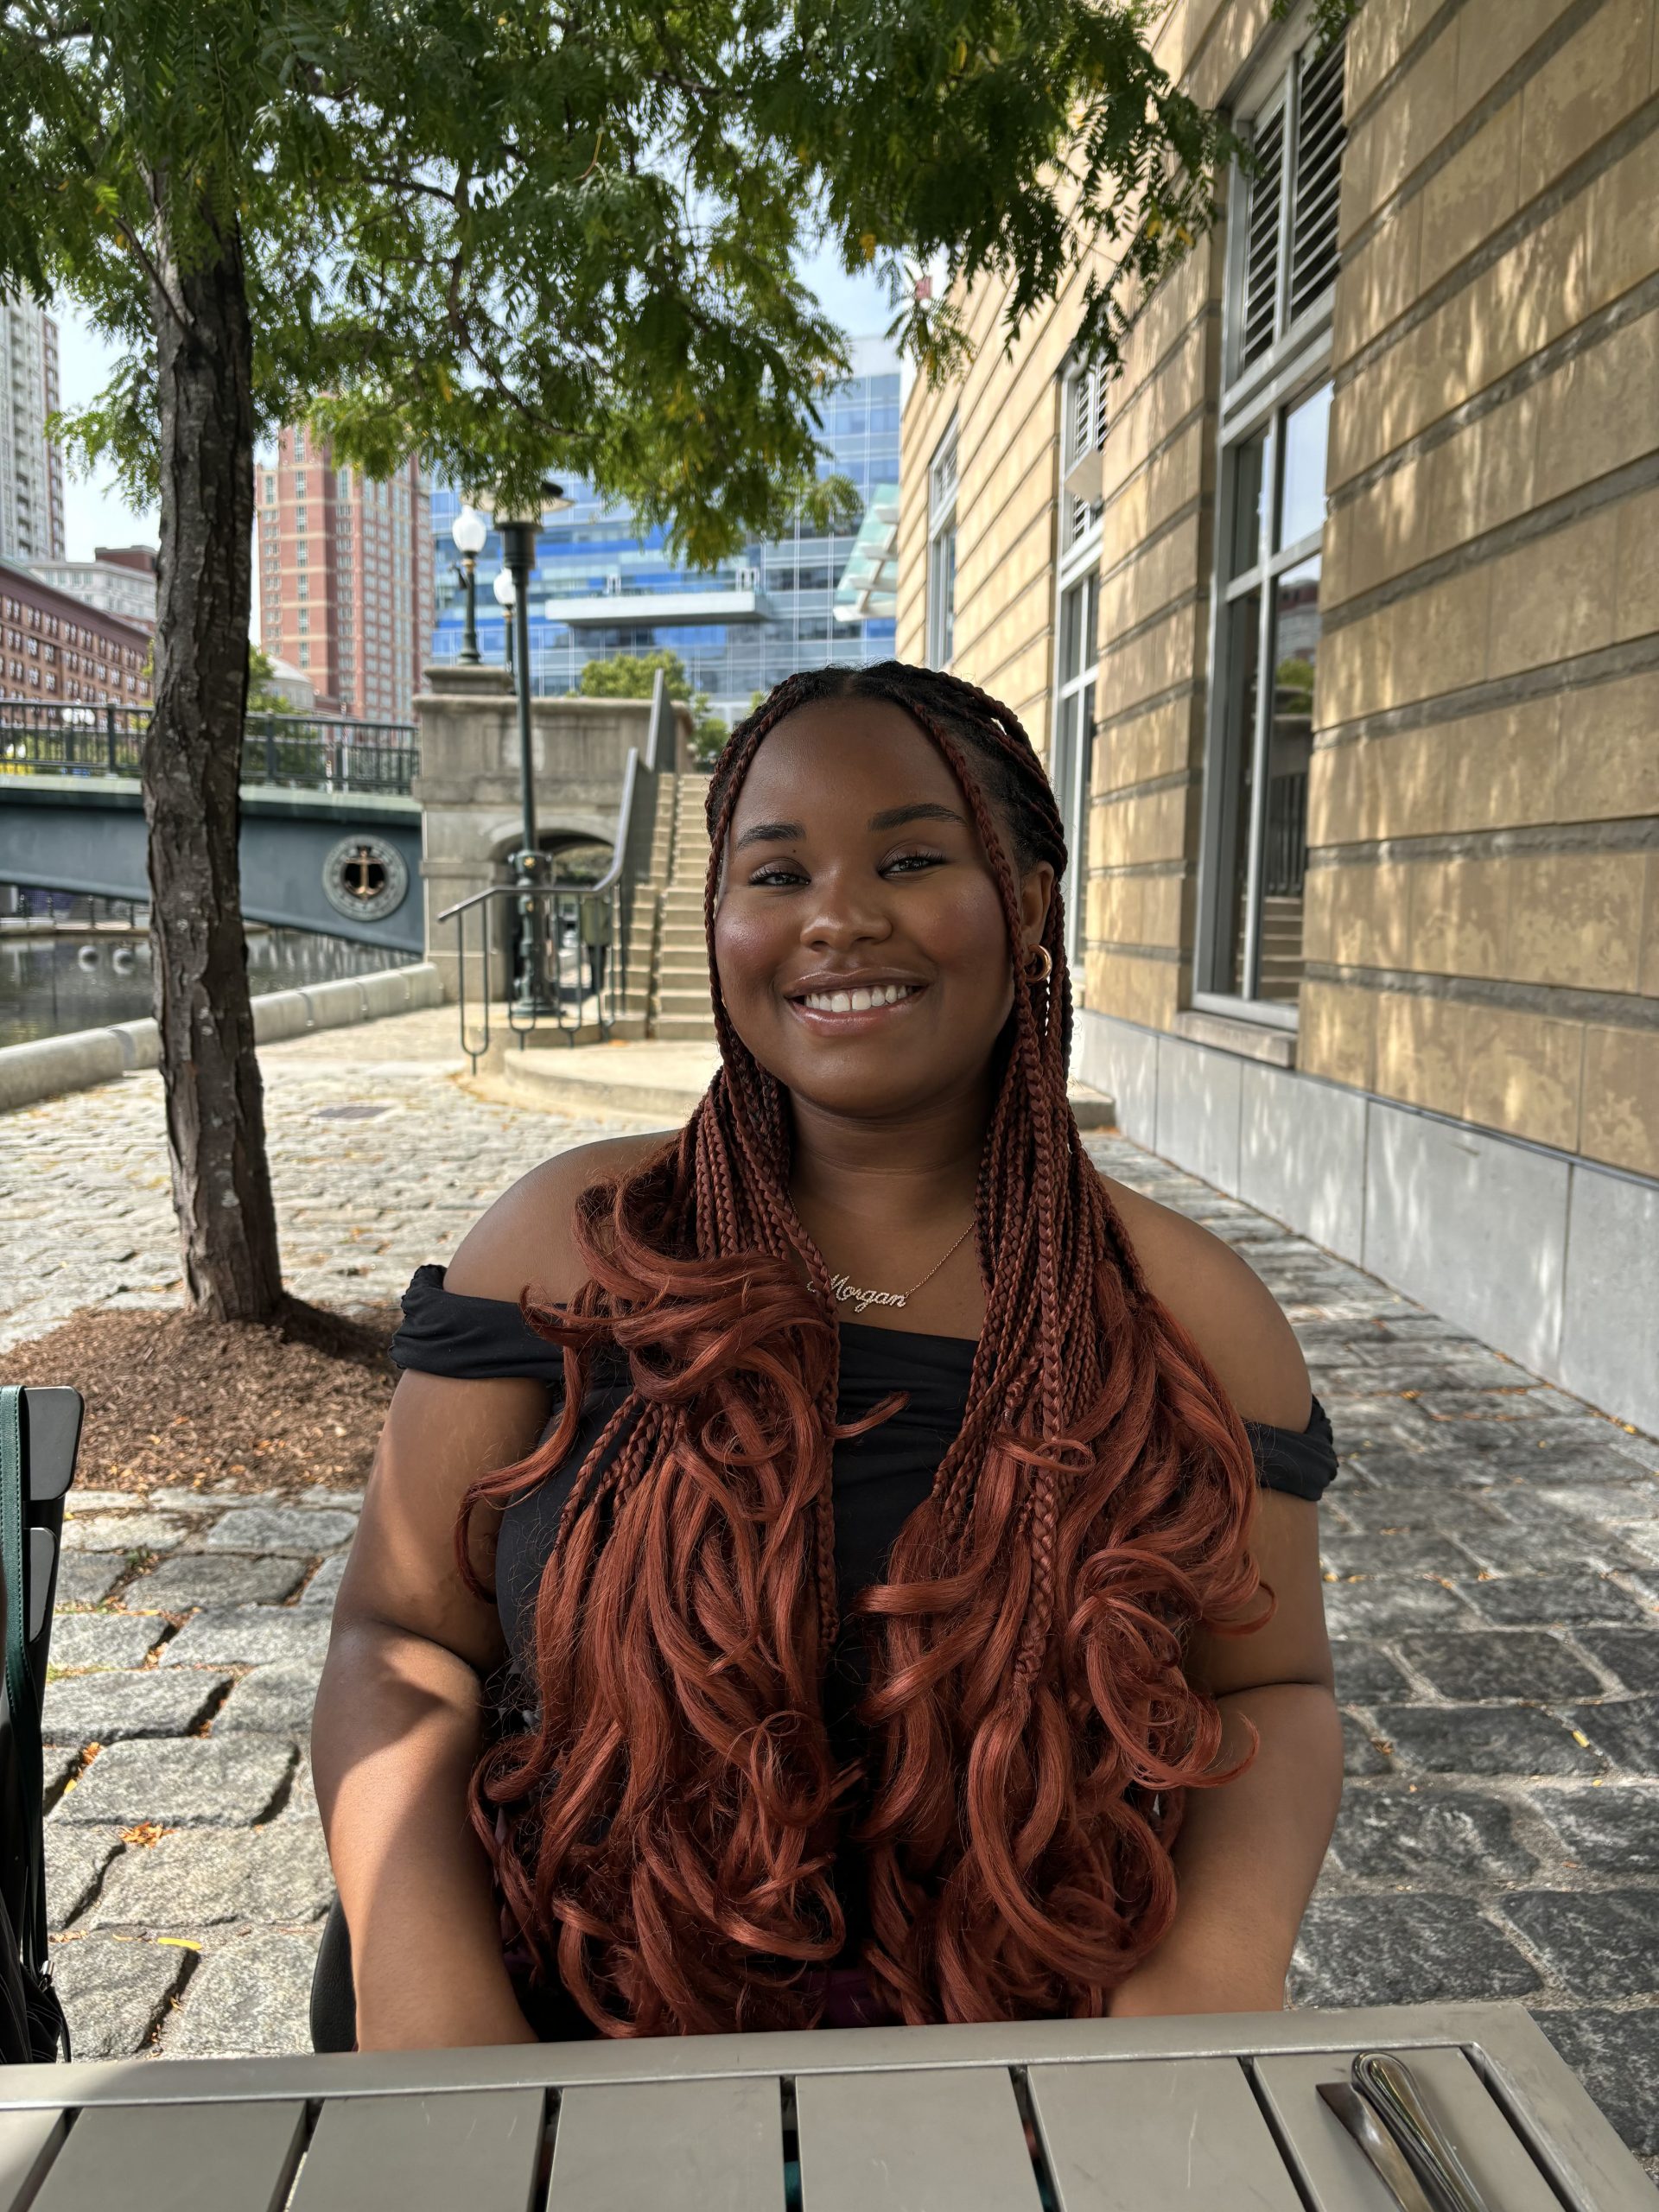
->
[[6, 1017, 1656, 2174], [0, 1007, 655, 1350]]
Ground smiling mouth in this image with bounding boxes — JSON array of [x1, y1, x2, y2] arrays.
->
[[791, 982, 925, 1015]]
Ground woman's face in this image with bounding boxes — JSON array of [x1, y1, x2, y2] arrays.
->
[[713, 696, 1053, 1121]]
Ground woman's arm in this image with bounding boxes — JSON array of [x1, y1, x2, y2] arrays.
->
[[1108, 1489, 1343, 2017], [312, 1370, 550, 2050], [1103, 1180, 1344, 2016], [313, 1131, 662, 2050]]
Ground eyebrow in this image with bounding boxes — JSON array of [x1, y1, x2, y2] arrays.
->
[[733, 801, 969, 852]]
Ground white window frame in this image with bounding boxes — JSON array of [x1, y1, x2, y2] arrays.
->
[[1051, 351, 1106, 984], [1193, 10, 1344, 1030], [925, 417, 958, 670]]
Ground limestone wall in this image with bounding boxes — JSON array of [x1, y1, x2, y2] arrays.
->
[[1306, 0, 1659, 1182], [899, 0, 1659, 1184]]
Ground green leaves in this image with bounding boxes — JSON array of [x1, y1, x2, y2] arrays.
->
[[3, 0, 1233, 559]]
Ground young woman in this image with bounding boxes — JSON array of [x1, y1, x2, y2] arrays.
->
[[312, 661, 1344, 2051]]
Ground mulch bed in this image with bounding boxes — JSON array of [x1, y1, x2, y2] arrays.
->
[[0, 1300, 401, 1496]]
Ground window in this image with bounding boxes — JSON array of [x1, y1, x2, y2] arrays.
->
[[925, 419, 958, 669], [1196, 21, 1345, 1023], [1058, 356, 1108, 553], [1051, 568, 1100, 976]]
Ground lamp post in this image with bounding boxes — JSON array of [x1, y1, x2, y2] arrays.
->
[[492, 563, 516, 674], [450, 504, 488, 664], [493, 482, 575, 1020]]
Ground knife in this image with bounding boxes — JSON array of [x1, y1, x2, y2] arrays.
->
[[1319, 2082, 1442, 2212], [1351, 2052, 1494, 2212]]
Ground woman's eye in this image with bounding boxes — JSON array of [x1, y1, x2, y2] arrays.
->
[[748, 865, 806, 888], [883, 849, 945, 875]]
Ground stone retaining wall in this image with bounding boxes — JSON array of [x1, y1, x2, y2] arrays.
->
[[0, 963, 443, 1116]]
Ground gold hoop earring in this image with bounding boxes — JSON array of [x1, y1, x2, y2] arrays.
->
[[1024, 945, 1053, 982]]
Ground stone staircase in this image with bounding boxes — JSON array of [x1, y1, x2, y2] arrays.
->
[[646, 773, 717, 1041], [1255, 893, 1305, 1002]]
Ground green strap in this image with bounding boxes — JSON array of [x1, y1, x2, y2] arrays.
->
[[0, 1387, 47, 1972]]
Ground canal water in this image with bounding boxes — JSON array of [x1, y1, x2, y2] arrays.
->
[[0, 922, 412, 1049]]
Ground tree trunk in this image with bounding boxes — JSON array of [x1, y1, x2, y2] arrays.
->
[[145, 207, 284, 1320]]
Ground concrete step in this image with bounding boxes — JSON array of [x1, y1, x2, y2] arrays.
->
[[654, 990, 715, 1017], [650, 1013, 720, 1040]]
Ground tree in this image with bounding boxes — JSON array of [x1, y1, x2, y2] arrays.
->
[[578, 652, 728, 767], [3, 0, 1232, 1321], [246, 646, 298, 719]]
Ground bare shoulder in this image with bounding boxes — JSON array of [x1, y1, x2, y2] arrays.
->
[[444, 1128, 676, 1305], [1096, 1167, 1312, 1432]]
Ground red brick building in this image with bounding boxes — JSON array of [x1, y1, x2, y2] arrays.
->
[[0, 557, 150, 708], [257, 427, 433, 721]]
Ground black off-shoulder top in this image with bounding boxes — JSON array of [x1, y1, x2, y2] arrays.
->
[[391, 1262, 1338, 1698]]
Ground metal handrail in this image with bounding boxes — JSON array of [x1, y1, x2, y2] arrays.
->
[[437, 744, 647, 1070]]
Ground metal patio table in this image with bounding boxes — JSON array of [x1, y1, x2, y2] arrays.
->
[[0, 2000, 1653, 2211]]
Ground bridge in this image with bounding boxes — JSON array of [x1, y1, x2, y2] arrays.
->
[[0, 706, 424, 954]]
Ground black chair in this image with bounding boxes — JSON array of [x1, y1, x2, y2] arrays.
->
[[1, 1386, 83, 2064], [310, 1891, 357, 2052]]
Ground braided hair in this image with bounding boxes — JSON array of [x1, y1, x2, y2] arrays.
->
[[454, 660, 1264, 2034]]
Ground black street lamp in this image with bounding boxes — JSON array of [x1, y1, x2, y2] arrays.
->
[[450, 503, 488, 664], [493, 482, 575, 1019]]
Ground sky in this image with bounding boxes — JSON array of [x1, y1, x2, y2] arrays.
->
[[51, 245, 904, 564]]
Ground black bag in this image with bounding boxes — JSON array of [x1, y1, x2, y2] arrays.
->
[[1, 1385, 74, 2063]]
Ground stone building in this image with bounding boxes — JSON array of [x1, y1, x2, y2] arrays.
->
[[899, 0, 1659, 1433]]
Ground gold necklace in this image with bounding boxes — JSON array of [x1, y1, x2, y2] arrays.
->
[[827, 1219, 976, 1318]]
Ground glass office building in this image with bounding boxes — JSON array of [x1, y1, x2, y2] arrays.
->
[[429, 371, 900, 728]]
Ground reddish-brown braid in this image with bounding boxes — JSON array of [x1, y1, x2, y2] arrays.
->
[[453, 661, 1266, 2035]]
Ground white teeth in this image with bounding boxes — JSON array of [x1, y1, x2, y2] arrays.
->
[[800, 982, 918, 1012]]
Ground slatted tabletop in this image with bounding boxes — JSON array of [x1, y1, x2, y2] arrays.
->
[[0, 2003, 1653, 2211]]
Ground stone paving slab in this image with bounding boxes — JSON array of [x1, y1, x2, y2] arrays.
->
[[51, 1737, 296, 1827], [298, 1554, 348, 1607], [48, 1935, 188, 2060], [86, 1826, 334, 1931], [59, 1510, 198, 1554], [123, 1552, 308, 1611], [156, 1931, 324, 2060], [213, 1662, 323, 1734], [47, 1612, 168, 1671], [45, 1829, 125, 1932], [157, 1603, 334, 1670], [42, 1668, 231, 1745], [192, 1505, 359, 1555], [48, 1554, 126, 1608]]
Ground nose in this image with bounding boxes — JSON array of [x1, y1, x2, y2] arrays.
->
[[798, 865, 893, 952]]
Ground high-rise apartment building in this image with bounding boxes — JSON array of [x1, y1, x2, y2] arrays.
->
[[0, 297, 66, 566], [256, 426, 432, 721]]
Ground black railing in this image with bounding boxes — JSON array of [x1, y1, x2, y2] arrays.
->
[[1263, 770, 1307, 896], [0, 700, 418, 796], [440, 877, 630, 1067]]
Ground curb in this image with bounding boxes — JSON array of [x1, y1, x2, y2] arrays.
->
[[0, 963, 445, 1115]]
